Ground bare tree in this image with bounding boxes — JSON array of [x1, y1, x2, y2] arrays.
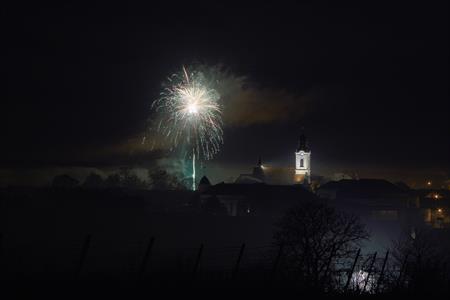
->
[[82, 172, 104, 189], [52, 174, 79, 188], [103, 168, 147, 189], [119, 167, 147, 189], [148, 168, 186, 190], [273, 201, 369, 291], [389, 227, 450, 294], [105, 173, 121, 188]]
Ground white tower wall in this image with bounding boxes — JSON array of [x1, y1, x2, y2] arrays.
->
[[295, 150, 311, 183]]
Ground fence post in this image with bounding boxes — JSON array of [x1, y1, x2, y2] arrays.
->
[[344, 248, 360, 291], [76, 234, 91, 279], [442, 262, 448, 293], [232, 243, 245, 281], [362, 251, 377, 293], [0, 233, 3, 279], [396, 253, 409, 289], [138, 236, 155, 280], [269, 244, 284, 283], [192, 243, 204, 280], [375, 250, 389, 294]]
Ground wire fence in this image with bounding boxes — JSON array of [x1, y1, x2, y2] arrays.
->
[[0, 233, 407, 293]]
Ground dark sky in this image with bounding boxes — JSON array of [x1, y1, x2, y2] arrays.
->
[[3, 2, 449, 186]]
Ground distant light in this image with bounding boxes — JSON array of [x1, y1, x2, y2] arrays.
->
[[351, 270, 374, 292], [427, 181, 432, 186], [437, 208, 443, 213], [434, 194, 440, 199]]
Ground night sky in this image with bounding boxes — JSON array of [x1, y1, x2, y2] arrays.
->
[[3, 2, 449, 187]]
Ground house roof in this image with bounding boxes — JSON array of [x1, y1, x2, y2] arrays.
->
[[235, 174, 264, 184], [319, 179, 407, 198], [199, 176, 211, 186]]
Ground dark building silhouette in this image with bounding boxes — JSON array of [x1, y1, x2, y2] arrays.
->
[[317, 178, 450, 251], [199, 182, 317, 217]]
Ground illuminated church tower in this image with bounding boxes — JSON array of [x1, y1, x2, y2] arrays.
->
[[294, 133, 311, 184]]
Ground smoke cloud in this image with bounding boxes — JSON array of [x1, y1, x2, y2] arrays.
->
[[223, 87, 311, 126], [196, 64, 313, 127]]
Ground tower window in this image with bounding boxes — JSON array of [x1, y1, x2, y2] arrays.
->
[[300, 159, 304, 167]]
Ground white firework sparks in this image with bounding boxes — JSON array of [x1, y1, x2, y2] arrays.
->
[[150, 66, 224, 190]]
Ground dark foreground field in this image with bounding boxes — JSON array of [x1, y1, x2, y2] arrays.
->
[[1, 187, 449, 297]]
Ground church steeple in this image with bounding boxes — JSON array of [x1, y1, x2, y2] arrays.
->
[[295, 130, 311, 184], [297, 131, 309, 152]]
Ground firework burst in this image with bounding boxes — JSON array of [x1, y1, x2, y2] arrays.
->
[[150, 65, 224, 189]]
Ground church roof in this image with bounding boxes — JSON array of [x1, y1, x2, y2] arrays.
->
[[235, 174, 264, 184]]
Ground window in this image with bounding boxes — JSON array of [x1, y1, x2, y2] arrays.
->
[[300, 159, 304, 168]]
